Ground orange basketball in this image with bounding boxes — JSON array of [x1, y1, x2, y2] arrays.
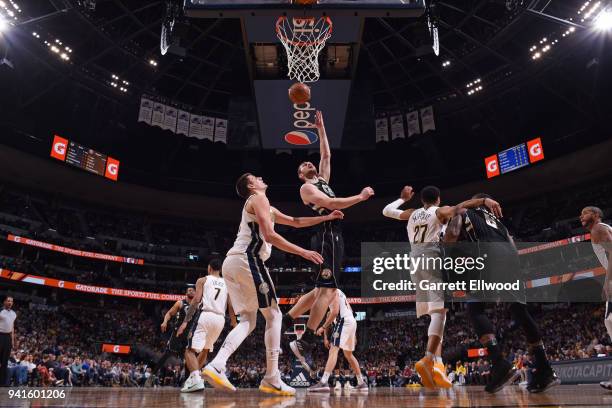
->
[[293, 0, 318, 5], [288, 82, 311, 104]]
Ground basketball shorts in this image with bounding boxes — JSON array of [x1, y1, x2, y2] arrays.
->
[[410, 249, 446, 318], [167, 310, 200, 354], [188, 311, 226, 353], [312, 223, 344, 288], [223, 254, 278, 314], [330, 317, 357, 351]]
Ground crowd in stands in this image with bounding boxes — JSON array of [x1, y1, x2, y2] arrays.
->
[[2, 299, 610, 388]]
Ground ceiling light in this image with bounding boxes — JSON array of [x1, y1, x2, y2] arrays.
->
[[594, 8, 612, 30]]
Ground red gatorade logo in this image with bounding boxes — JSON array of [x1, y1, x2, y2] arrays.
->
[[50, 135, 68, 161], [484, 155, 500, 179]]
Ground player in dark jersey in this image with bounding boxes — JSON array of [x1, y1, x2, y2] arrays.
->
[[284, 110, 375, 373], [146, 285, 197, 386], [444, 193, 559, 393]]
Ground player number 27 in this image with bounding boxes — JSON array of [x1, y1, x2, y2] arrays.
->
[[413, 225, 428, 243]]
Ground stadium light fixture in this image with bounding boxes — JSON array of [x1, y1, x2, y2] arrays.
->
[[594, 8, 612, 30], [0, 16, 7, 33]]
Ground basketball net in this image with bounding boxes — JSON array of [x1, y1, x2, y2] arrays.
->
[[276, 16, 333, 83]]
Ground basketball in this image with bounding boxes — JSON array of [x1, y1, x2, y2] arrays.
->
[[288, 82, 311, 104]]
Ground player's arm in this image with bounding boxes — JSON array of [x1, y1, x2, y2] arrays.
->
[[382, 186, 415, 221], [251, 194, 323, 264], [436, 197, 502, 224], [161, 300, 182, 333], [177, 277, 206, 336], [317, 293, 340, 335], [443, 213, 464, 243], [300, 183, 374, 211], [272, 207, 344, 228], [314, 111, 331, 182], [592, 224, 612, 297]]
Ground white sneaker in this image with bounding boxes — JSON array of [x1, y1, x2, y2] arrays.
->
[[203, 364, 236, 392], [334, 381, 342, 392], [181, 376, 205, 393], [259, 377, 296, 396], [344, 381, 354, 391]]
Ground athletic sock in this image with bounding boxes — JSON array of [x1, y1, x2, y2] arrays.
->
[[301, 328, 317, 345], [435, 356, 443, 365], [357, 375, 365, 385], [529, 342, 551, 371], [425, 351, 435, 361], [321, 372, 331, 384], [484, 338, 504, 365], [190, 370, 200, 379]]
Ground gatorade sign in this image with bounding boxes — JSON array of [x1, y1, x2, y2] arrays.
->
[[527, 137, 544, 163], [105, 157, 120, 181], [102, 344, 131, 354], [484, 155, 500, 179], [50, 135, 68, 161]]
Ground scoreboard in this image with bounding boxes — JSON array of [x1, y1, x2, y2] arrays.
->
[[50, 135, 120, 181], [485, 137, 544, 179]]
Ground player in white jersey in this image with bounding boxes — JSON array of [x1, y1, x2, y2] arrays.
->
[[202, 172, 343, 396], [579, 206, 612, 390], [382, 185, 502, 388], [178, 258, 235, 392], [308, 289, 368, 393]]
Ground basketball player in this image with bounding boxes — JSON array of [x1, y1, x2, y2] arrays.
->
[[285, 110, 375, 371], [444, 193, 558, 393], [177, 258, 236, 393], [202, 173, 343, 396], [382, 185, 502, 388], [308, 289, 368, 393], [579, 206, 612, 390], [147, 285, 196, 386]]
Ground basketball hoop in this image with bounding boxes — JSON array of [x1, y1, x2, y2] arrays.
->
[[276, 16, 333, 83]]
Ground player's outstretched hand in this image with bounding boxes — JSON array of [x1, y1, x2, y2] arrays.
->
[[176, 322, 187, 337], [400, 185, 414, 201], [360, 187, 375, 201], [301, 249, 324, 265], [315, 110, 324, 130], [160, 322, 168, 333], [484, 198, 503, 218], [327, 210, 344, 221]]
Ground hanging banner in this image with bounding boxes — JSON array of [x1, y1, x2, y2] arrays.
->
[[138, 97, 153, 124], [421, 105, 436, 133], [176, 110, 190, 136], [189, 115, 204, 139], [151, 103, 165, 128], [375, 117, 389, 143], [407, 110, 421, 137], [162, 105, 178, 133], [214, 118, 228, 143], [202, 116, 215, 141], [390, 115, 405, 139]]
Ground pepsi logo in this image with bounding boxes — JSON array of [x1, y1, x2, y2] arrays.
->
[[284, 130, 318, 146]]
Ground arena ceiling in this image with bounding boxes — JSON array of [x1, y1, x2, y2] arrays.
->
[[0, 0, 610, 198]]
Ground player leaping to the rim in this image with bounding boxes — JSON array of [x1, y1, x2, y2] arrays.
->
[[283, 111, 375, 373]]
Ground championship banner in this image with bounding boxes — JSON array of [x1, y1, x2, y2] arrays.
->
[[6, 235, 144, 265], [102, 344, 131, 354], [420, 105, 435, 133], [214, 118, 228, 143], [151, 102, 165, 128], [138, 97, 153, 124], [188, 115, 204, 139], [406, 110, 420, 137], [202, 116, 215, 141], [390, 114, 405, 139], [0, 269, 183, 301], [162, 105, 178, 133], [176, 110, 190, 136], [375, 117, 389, 143]]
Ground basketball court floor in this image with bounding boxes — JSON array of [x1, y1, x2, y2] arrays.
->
[[1, 385, 612, 407]]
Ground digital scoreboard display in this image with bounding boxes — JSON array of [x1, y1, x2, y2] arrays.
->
[[50, 135, 120, 181], [65, 141, 108, 176], [498, 143, 530, 174], [485, 137, 544, 179]]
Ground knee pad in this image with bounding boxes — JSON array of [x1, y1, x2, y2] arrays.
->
[[427, 311, 446, 338]]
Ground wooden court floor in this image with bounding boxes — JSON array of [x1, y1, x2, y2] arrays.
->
[[1, 385, 612, 407]]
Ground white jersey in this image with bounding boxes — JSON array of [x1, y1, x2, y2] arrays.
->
[[592, 222, 612, 270], [337, 290, 354, 322], [407, 206, 444, 253], [227, 196, 273, 261], [200, 275, 228, 315]]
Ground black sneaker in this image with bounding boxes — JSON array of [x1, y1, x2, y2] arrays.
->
[[527, 367, 560, 393], [484, 360, 518, 394], [289, 339, 315, 374], [600, 379, 612, 390]]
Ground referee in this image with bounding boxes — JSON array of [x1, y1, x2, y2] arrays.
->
[[0, 296, 17, 387]]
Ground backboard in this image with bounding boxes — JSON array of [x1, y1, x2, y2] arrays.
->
[[184, 0, 426, 18]]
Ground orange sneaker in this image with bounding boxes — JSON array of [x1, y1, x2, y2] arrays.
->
[[415, 357, 436, 388], [433, 361, 452, 388]]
